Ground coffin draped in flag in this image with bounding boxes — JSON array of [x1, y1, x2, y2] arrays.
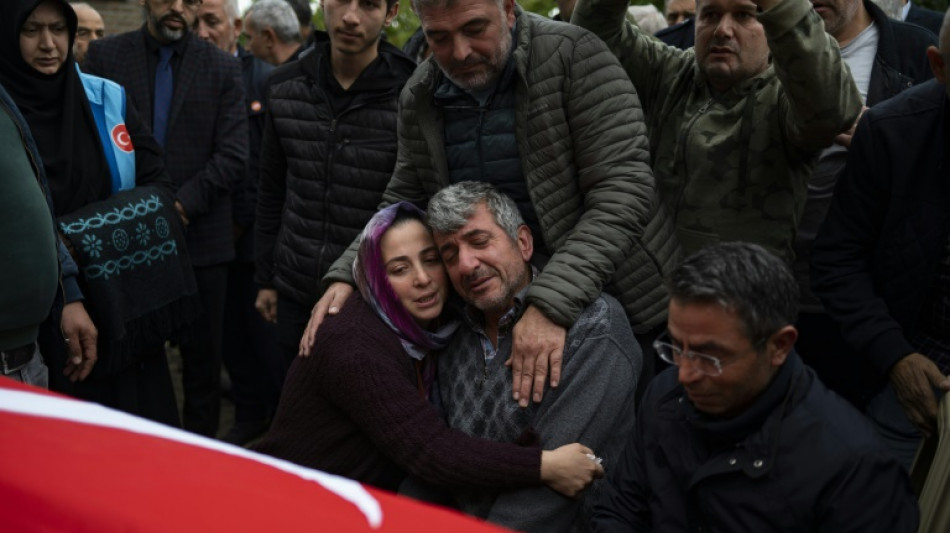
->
[[0, 378, 509, 533]]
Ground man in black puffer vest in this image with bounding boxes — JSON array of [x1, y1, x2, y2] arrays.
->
[[254, 0, 415, 378]]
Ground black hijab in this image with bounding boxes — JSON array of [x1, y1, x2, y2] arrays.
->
[[0, 0, 110, 216]]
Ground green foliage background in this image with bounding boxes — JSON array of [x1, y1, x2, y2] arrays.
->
[[308, 0, 950, 48]]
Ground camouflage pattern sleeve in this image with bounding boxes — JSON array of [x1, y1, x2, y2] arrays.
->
[[761, 0, 862, 153], [571, 0, 694, 116]]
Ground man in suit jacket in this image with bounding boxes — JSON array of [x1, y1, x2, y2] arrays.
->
[[84, 0, 248, 438]]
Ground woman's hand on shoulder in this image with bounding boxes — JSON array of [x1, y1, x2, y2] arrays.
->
[[540, 443, 604, 498]]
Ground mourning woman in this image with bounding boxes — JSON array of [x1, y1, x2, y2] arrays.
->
[[0, 0, 188, 425], [254, 203, 601, 496]]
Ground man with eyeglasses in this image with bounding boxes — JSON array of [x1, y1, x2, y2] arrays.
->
[[84, 0, 248, 437], [591, 242, 918, 533]]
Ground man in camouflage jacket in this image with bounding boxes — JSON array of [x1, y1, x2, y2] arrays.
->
[[573, 0, 863, 260]]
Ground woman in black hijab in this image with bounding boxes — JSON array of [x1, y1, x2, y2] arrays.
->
[[0, 0, 182, 426]]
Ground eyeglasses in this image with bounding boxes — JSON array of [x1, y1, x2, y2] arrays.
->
[[653, 333, 725, 377]]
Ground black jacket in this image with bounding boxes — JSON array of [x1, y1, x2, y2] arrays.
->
[[865, 0, 936, 106], [255, 40, 415, 306], [232, 47, 275, 261], [812, 79, 950, 376], [906, 1, 943, 36], [592, 352, 919, 532], [793, 2, 935, 404]]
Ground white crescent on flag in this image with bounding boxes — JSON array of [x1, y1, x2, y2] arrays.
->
[[0, 378, 508, 533]]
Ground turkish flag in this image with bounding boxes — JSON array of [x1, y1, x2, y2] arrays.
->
[[0, 378, 508, 533]]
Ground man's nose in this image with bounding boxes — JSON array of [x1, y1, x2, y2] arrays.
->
[[714, 15, 736, 38], [677, 355, 705, 385], [451, 35, 472, 63]]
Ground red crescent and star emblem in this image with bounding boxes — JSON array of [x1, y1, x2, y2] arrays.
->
[[111, 124, 133, 153]]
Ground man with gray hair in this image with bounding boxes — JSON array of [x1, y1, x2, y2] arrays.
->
[[244, 0, 304, 66], [426, 182, 639, 533], [304, 0, 677, 408], [593, 242, 918, 532]]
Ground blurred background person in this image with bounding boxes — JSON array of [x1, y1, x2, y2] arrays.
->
[[243, 0, 304, 66], [69, 2, 103, 66], [627, 4, 667, 33]]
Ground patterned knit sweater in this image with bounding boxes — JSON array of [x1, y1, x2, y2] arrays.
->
[[252, 293, 542, 492], [439, 291, 641, 532]]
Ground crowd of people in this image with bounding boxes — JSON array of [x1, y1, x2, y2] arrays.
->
[[2, 0, 949, 530]]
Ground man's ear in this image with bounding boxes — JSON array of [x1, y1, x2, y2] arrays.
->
[[264, 27, 276, 48], [767, 325, 797, 367], [928, 45, 947, 84], [385, 1, 399, 26], [233, 17, 243, 34], [516, 225, 533, 263], [504, 0, 516, 27]]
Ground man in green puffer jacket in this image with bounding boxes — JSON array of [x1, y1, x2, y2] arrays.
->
[[304, 0, 679, 405], [573, 0, 863, 260]]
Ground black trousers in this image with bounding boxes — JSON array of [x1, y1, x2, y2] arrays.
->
[[222, 260, 281, 423], [180, 264, 228, 437], [274, 294, 312, 391]]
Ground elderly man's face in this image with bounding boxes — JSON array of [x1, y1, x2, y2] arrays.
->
[[667, 298, 788, 418], [433, 203, 532, 320], [194, 0, 238, 53], [419, 0, 515, 91], [694, 0, 769, 93], [72, 3, 105, 63]]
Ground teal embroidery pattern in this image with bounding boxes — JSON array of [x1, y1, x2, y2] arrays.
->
[[60, 195, 163, 235], [155, 216, 170, 239], [135, 222, 151, 246], [113, 229, 129, 252], [59, 194, 179, 281], [84, 241, 179, 280], [81, 234, 103, 258]]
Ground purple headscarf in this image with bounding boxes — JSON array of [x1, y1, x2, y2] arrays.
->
[[353, 202, 458, 360]]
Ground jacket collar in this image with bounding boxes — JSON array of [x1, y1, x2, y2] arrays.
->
[[657, 350, 809, 481]]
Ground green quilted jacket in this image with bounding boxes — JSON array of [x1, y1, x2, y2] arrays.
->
[[573, 0, 863, 259], [325, 7, 679, 333]]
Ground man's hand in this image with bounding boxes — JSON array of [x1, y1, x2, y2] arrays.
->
[[507, 305, 566, 407], [61, 301, 98, 382], [834, 106, 869, 148], [174, 200, 190, 227], [255, 289, 278, 324], [540, 443, 604, 498], [298, 282, 353, 357], [889, 352, 950, 438]]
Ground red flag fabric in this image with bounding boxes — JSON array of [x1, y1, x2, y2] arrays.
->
[[0, 377, 508, 533]]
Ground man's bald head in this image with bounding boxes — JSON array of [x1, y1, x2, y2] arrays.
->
[[70, 2, 105, 64]]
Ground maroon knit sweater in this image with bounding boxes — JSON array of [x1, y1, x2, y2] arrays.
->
[[252, 293, 542, 492]]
